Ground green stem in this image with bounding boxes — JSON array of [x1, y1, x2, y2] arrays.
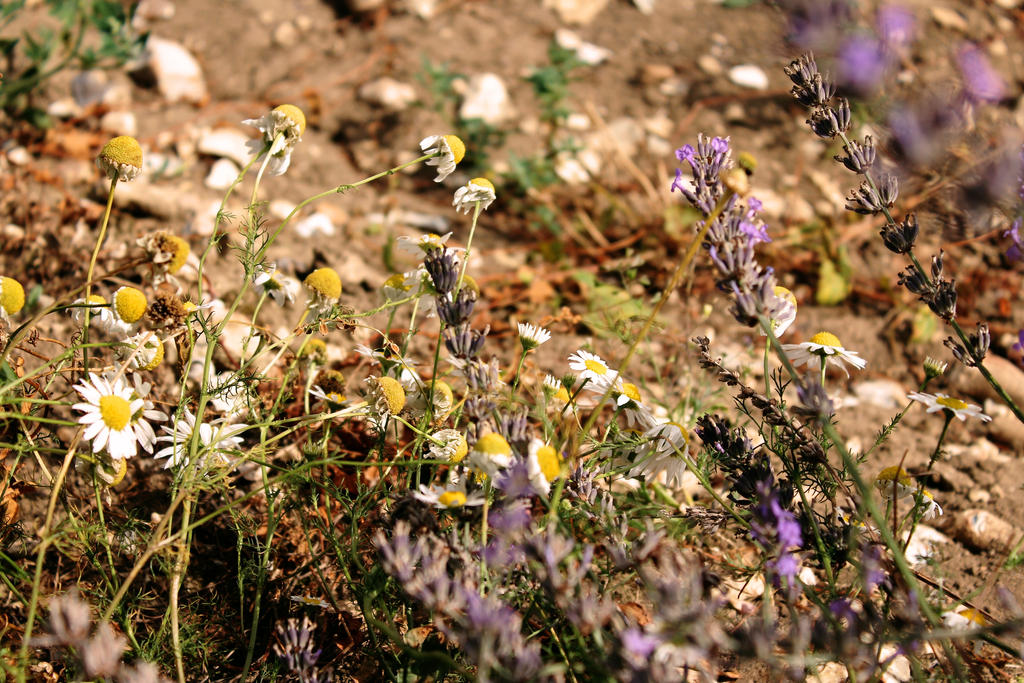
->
[[81, 177, 118, 376]]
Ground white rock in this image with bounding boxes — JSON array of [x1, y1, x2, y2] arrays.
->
[[931, 7, 968, 31], [554, 29, 611, 66], [808, 662, 848, 683], [697, 54, 724, 76], [273, 21, 298, 47], [729, 64, 769, 90], [398, 0, 438, 18], [632, 0, 655, 14], [143, 152, 186, 178], [645, 134, 673, 158], [141, 36, 207, 104], [852, 379, 907, 410], [71, 71, 113, 107], [555, 155, 592, 184], [348, 0, 385, 11], [995, 0, 1022, 7], [295, 15, 313, 30], [187, 199, 224, 236], [542, 0, 609, 24], [903, 525, 949, 565], [6, 146, 31, 166], [459, 73, 513, 125], [643, 114, 673, 139], [358, 77, 418, 110], [47, 98, 82, 119], [565, 112, 591, 130], [953, 509, 1022, 552], [968, 489, 991, 504], [295, 212, 336, 238], [659, 77, 688, 96], [197, 128, 252, 166], [99, 110, 138, 137], [205, 158, 239, 190], [879, 645, 912, 682]]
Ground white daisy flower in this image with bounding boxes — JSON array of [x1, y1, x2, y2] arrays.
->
[[290, 595, 330, 609], [873, 466, 915, 500], [123, 373, 167, 454], [154, 409, 250, 470], [428, 429, 468, 462], [526, 438, 563, 496], [907, 392, 991, 422], [414, 481, 485, 509], [419, 134, 465, 183], [243, 104, 306, 176], [404, 380, 454, 422], [354, 344, 421, 390], [781, 331, 867, 377], [467, 432, 513, 479], [395, 231, 453, 255], [942, 608, 987, 631], [73, 373, 150, 461], [917, 488, 943, 520], [309, 384, 347, 408], [629, 421, 691, 488], [517, 322, 551, 351], [71, 295, 115, 330], [543, 374, 573, 406], [253, 263, 300, 306], [760, 285, 797, 337], [108, 286, 148, 336], [453, 177, 496, 214], [116, 332, 165, 372], [568, 349, 615, 384]]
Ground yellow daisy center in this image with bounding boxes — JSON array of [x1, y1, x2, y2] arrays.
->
[[584, 359, 608, 375], [620, 382, 642, 402], [158, 234, 189, 273], [99, 135, 143, 169], [0, 277, 25, 315], [301, 338, 327, 359], [474, 432, 511, 457], [375, 376, 406, 414], [958, 608, 986, 626], [470, 177, 494, 191], [383, 273, 410, 291], [114, 287, 147, 323], [326, 391, 345, 403], [536, 444, 562, 482], [304, 267, 342, 300], [876, 465, 911, 486], [98, 395, 131, 431], [439, 490, 467, 508], [182, 301, 198, 313], [936, 396, 968, 411], [138, 340, 164, 371], [809, 331, 842, 348], [273, 104, 307, 136], [443, 134, 466, 164], [773, 285, 797, 308], [450, 434, 468, 463], [86, 294, 106, 306]]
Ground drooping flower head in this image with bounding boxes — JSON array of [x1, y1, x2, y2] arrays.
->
[[420, 134, 466, 182], [96, 135, 143, 182], [517, 322, 551, 352], [116, 332, 165, 372], [468, 431, 513, 479], [303, 267, 341, 317], [760, 285, 797, 337], [453, 177, 496, 214], [154, 409, 249, 470], [254, 263, 300, 306], [244, 104, 306, 175]]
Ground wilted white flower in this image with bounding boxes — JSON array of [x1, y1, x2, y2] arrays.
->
[[419, 134, 465, 182], [243, 104, 306, 176], [154, 409, 249, 470], [629, 421, 691, 488], [453, 177, 496, 214]]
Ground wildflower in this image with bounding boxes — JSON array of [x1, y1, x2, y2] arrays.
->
[[453, 177, 496, 214], [1005, 217, 1023, 262], [957, 44, 1005, 104], [419, 134, 465, 182], [273, 616, 324, 681], [760, 285, 797, 337], [396, 231, 453, 255], [0, 276, 25, 321], [309, 384, 346, 407], [923, 356, 948, 380], [290, 595, 331, 609], [145, 291, 189, 329], [517, 322, 551, 351], [253, 263, 299, 305], [468, 431, 513, 478], [943, 607, 987, 630], [300, 338, 328, 366], [414, 481, 485, 509], [303, 267, 341, 317], [429, 428, 468, 462], [568, 349, 614, 384], [116, 333, 164, 372], [243, 104, 306, 176], [782, 331, 866, 377], [543, 374, 572, 405], [112, 286, 148, 328], [917, 488, 943, 520], [406, 380, 454, 422], [750, 480, 803, 595], [71, 294, 114, 328], [124, 374, 166, 454], [73, 373, 149, 461], [138, 231, 189, 278], [154, 409, 249, 469], [874, 466, 914, 499], [96, 135, 142, 182], [365, 375, 406, 427], [43, 590, 92, 646], [907, 392, 991, 422], [354, 344, 421, 389], [526, 439, 563, 496], [629, 421, 691, 487]]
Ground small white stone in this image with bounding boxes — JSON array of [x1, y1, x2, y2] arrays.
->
[[542, 0, 610, 24], [205, 158, 239, 190], [566, 112, 591, 130], [903, 525, 949, 566], [295, 212, 336, 238], [71, 71, 112, 107], [273, 21, 298, 47], [99, 110, 138, 137], [358, 77, 418, 110], [632, 0, 655, 14], [459, 73, 513, 125], [554, 29, 611, 66], [269, 199, 297, 220], [187, 199, 224, 236], [6, 146, 31, 166], [931, 7, 968, 31], [143, 152, 186, 178], [399, 0, 438, 18], [197, 128, 252, 166], [295, 15, 313, 30], [729, 64, 769, 90], [140, 36, 207, 104], [47, 98, 82, 119]]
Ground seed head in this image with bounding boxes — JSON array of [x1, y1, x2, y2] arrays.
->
[[370, 376, 406, 415]]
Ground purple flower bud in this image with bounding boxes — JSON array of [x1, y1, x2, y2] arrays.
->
[[958, 44, 1005, 104]]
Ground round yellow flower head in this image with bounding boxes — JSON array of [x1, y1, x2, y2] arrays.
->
[[443, 135, 466, 164], [773, 285, 797, 309], [431, 380, 454, 420], [874, 466, 913, 498], [0, 277, 26, 316], [273, 104, 307, 136], [304, 267, 342, 301], [99, 394, 132, 431], [85, 294, 107, 306], [458, 274, 479, 296], [301, 338, 328, 364], [113, 287, 147, 323], [438, 490, 468, 508], [536, 444, 562, 482], [371, 376, 406, 415], [155, 233, 190, 274], [722, 167, 750, 196], [619, 382, 642, 403], [450, 433, 469, 463], [382, 273, 409, 292], [469, 177, 494, 192], [935, 396, 969, 411], [97, 135, 143, 182], [809, 331, 843, 348], [474, 432, 511, 458], [137, 339, 164, 371]]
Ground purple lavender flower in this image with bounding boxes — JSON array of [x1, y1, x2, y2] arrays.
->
[[620, 627, 662, 659], [751, 481, 803, 595], [839, 35, 887, 93], [957, 44, 1005, 104], [1013, 329, 1024, 355], [877, 4, 916, 50], [1006, 218, 1023, 262]]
